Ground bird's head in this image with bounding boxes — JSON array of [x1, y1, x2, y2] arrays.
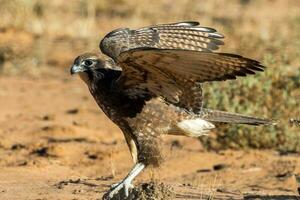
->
[[70, 52, 108, 84]]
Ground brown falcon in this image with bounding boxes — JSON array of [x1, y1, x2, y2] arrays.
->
[[70, 21, 274, 198]]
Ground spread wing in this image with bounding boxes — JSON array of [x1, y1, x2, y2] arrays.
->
[[120, 49, 264, 83], [100, 21, 224, 60], [116, 49, 264, 112], [99, 22, 265, 113]]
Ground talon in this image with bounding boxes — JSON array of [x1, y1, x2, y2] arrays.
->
[[123, 180, 134, 197], [105, 163, 144, 199], [108, 181, 134, 198]]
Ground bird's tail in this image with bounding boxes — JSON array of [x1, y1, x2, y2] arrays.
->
[[201, 108, 276, 126], [171, 109, 276, 138]]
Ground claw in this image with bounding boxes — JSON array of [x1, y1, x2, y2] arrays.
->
[[104, 163, 145, 199], [108, 180, 134, 198]]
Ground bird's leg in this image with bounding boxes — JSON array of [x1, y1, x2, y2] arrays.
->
[[108, 162, 145, 198]]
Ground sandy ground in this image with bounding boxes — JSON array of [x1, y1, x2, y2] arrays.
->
[[0, 72, 299, 200]]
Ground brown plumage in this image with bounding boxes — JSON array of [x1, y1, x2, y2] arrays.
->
[[70, 21, 275, 199]]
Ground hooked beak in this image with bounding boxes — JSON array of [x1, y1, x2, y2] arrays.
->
[[70, 64, 86, 75]]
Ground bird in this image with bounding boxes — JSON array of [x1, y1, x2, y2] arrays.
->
[[70, 21, 275, 199]]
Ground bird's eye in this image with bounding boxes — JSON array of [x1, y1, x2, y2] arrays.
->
[[83, 60, 93, 66]]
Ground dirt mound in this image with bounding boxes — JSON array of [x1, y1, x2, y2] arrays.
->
[[103, 182, 174, 200], [132, 182, 174, 200]]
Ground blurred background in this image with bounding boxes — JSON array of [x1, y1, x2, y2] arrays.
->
[[0, 1, 300, 199], [1, 0, 299, 151]]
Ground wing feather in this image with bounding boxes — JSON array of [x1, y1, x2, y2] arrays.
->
[[100, 21, 224, 60], [120, 49, 264, 83]]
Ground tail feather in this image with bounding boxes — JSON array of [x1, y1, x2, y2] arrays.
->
[[201, 108, 276, 126]]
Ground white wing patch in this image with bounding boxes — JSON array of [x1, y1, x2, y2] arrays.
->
[[177, 119, 215, 137]]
